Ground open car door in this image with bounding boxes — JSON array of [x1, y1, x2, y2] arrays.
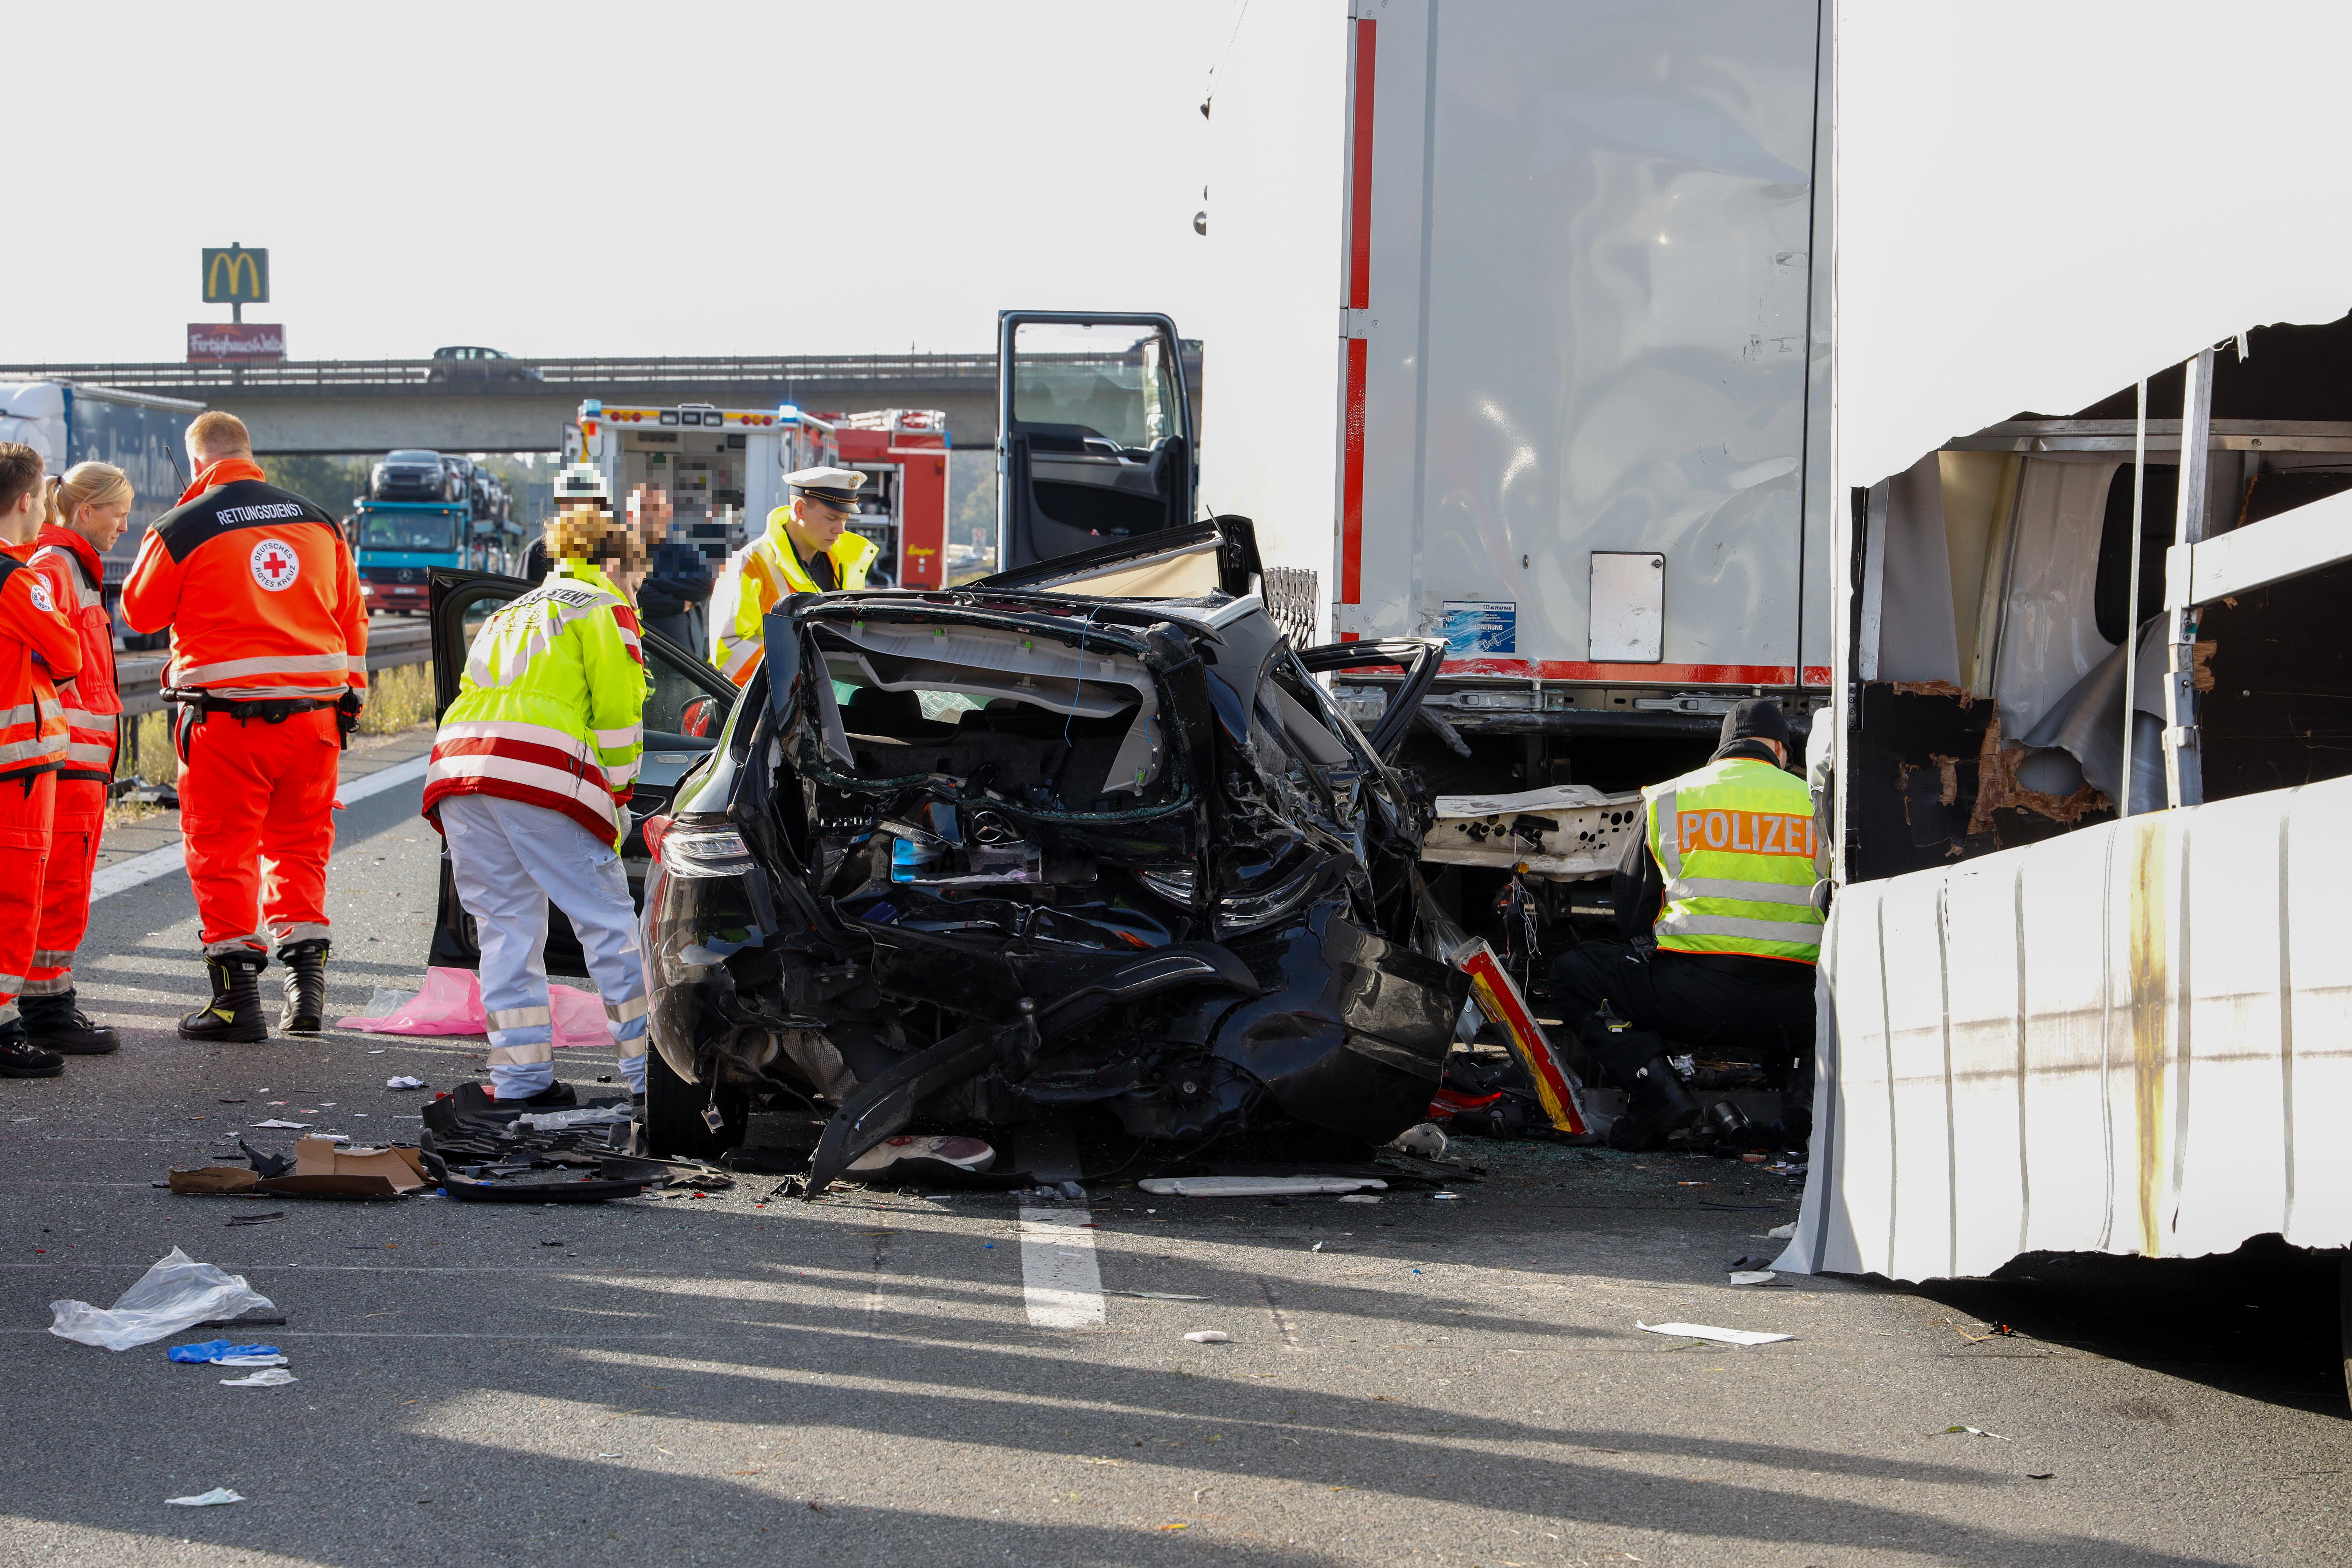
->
[[996, 311, 1195, 572], [426, 567, 739, 976]]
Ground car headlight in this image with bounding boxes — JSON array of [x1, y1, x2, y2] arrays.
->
[[660, 826, 752, 879]]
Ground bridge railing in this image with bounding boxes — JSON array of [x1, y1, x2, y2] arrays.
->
[[0, 353, 1005, 392], [0, 348, 1202, 396]]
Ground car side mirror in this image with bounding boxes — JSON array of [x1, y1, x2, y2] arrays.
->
[[680, 695, 719, 739]]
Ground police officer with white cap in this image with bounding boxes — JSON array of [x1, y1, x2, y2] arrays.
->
[[708, 466, 880, 686]]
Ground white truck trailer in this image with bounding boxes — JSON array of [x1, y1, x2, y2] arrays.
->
[[1194, 0, 1828, 903], [1774, 3, 2352, 1338]]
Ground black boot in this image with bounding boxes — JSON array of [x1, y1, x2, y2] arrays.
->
[[179, 952, 269, 1044], [1581, 1008, 1700, 1152], [19, 990, 120, 1056], [276, 939, 330, 1035], [0, 1016, 63, 1079]]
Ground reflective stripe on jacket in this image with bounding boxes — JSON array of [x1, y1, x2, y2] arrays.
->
[[1644, 755, 1825, 965], [0, 553, 83, 782], [422, 560, 649, 848], [28, 527, 119, 781], [708, 510, 877, 687], [119, 471, 369, 704]]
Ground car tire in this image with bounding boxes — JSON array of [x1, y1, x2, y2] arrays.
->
[[643, 1039, 748, 1161]]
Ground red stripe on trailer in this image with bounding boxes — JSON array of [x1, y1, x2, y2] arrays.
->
[[1337, 16, 1376, 609], [1440, 657, 1826, 687], [1340, 337, 1367, 604], [1347, 18, 1377, 310]]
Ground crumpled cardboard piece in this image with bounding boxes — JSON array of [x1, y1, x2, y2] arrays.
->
[[170, 1139, 430, 1199]]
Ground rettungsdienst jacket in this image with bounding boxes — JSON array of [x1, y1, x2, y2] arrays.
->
[[119, 458, 369, 706]]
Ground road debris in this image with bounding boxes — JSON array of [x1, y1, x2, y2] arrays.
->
[[1728, 1270, 1778, 1286], [386, 1076, 426, 1091], [1636, 1321, 1793, 1347], [219, 1367, 297, 1387], [1139, 1176, 1387, 1198], [1183, 1330, 1232, 1344], [167, 1340, 281, 1364], [170, 1138, 432, 1199], [164, 1489, 245, 1507], [49, 1248, 276, 1350], [1937, 1424, 2012, 1441]]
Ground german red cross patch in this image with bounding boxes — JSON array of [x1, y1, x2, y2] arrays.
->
[[249, 538, 301, 593]]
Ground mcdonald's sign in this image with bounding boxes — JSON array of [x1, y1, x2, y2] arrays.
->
[[201, 245, 269, 305]]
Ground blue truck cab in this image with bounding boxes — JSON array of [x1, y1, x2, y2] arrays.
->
[[355, 499, 470, 615]]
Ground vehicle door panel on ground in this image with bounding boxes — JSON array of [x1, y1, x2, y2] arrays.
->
[[427, 568, 736, 976], [996, 312, 1195, 571]]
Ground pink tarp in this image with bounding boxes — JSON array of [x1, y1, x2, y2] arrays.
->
[[336, 965, 615, 1049]]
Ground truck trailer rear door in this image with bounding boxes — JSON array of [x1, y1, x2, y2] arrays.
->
[[996, 312, 1195, 571]]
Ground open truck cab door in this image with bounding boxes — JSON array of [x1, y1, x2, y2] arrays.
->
[[425, 566, 741, 976], [996, 312, 1196, 573]]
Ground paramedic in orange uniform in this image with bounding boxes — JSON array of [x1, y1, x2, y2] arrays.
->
[[0, 442, 86, 1078], [120, 412, 369, 1042], [20, 463, 134, 1056]]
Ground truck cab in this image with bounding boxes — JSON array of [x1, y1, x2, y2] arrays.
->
[[354, 498, 471, 615]]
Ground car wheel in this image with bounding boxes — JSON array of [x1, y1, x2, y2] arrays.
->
[[643, 1039, 748, 1161]]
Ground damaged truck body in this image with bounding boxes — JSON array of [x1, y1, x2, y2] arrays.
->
[[1777, 3, 2352, 1331], [635, 524, 1507, 1182]]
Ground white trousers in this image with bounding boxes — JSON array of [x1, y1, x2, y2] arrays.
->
[[440, 793, 649, 1099]]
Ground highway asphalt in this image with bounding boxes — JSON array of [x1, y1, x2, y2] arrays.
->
[[2, 754, 2347, 1567]]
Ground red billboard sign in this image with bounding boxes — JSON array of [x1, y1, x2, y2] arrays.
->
[[187, 323, 286, 363]]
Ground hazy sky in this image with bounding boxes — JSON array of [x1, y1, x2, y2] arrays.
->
[[7, 1, 1232, 365]]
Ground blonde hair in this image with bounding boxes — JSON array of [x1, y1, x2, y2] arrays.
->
[[52, 462, 132, 529], [186, 410, 252, 461], [545, 502, 650, 577]]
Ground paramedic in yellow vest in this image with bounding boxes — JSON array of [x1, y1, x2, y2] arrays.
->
[[1547, 699, 1826, 1152], [709, 466, 881, 686]]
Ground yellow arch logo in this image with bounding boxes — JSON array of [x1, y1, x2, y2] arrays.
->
[[202, 246, 268, 304]]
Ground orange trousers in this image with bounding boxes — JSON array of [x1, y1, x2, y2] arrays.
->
[[0, 770, 56, 1010], [23, 776, 104, 997], [178, 707, 340, 955]]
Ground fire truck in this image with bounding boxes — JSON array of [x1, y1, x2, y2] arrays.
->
[[811, 409, 952, 590]]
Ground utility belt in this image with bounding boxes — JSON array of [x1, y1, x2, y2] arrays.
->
[[164, 686, 364, 761]]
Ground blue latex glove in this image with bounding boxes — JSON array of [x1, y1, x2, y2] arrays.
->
[[168, 1340, 280, 1363]]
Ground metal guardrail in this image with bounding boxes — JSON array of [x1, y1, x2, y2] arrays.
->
[[115, 617, 432, 718], [0, 348, 1204, 398], [0, 353, 1004, 394]]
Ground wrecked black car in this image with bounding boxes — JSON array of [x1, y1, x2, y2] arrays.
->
[[633, 522, 1481, 1187]]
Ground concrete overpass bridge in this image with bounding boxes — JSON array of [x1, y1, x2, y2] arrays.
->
[[0, 354, 1010, 456], [0, 349, 1206, 458]]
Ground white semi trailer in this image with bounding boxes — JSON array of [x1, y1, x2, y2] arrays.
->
[[1194, 0, 1828, 899]]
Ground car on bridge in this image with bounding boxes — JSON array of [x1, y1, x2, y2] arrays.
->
[[426, 345, 542, 384]]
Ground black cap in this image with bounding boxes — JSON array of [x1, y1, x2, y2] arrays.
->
[[1718, 698, 1791, 753]]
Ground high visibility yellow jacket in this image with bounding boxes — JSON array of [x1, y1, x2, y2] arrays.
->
[[709, 508, 878, 687], [1643, 755, 1826, 965], [423, 560, 648, 848]]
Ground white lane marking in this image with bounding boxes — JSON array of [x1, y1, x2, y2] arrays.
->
[[89, 754, 431, 905], [1018, 1204, 1104, 1329]]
